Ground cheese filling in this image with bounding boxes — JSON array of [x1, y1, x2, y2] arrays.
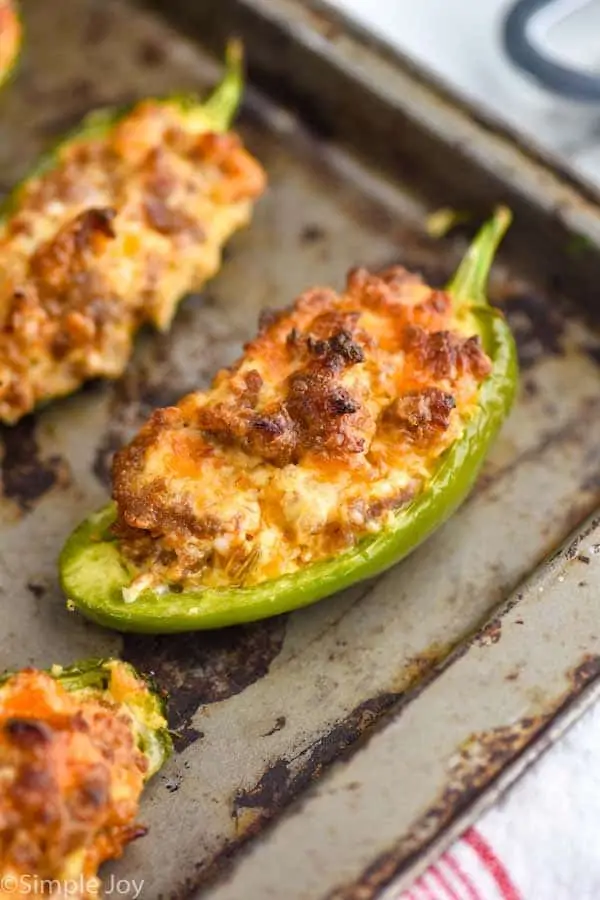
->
[[0, 100, 266, 423], [0, 663, 156, 899], [113, 265, 492, 592]]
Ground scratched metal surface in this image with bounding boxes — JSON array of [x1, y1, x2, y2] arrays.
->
[[1, 1, 600, 899], [208, 513, 600, 900]]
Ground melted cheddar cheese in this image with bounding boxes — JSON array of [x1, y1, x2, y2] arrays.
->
[[114, 266, 491, 591], [0, 100, 265, 423], [0, 663, 155, 899]]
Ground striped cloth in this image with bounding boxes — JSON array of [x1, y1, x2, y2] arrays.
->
[[395, 695, 600, 900], [400, 829, 520, 900]]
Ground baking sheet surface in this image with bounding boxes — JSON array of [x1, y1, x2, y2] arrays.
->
[[1, 2, 600, 898]]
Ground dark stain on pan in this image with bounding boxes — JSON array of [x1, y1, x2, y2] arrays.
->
[[234, 759, 293, 814], [113, 346, 185, 411], [300, 224, 327, 244], [0, 418, 70, 512], [584, 344, 600, 367], [26, 582, 47, 600], [69, 78, 96, 104], [122, 617, 287, 752], [325, 653, 600, 900], [137, 38, 166, 68], [523, 377, 539, 398], [93, 430, 124, 490], [173, 725, 204, 751], [90, 296, 251, 488], [174, 691, 401, 899], [501, 292, 565, 371], [262, 716, 286, 737], [91, 346, 189, 489], [233, 692, 398, 817]]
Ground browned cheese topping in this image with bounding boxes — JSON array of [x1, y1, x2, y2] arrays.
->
[[0, 665, 150, 899], [0, 100, 266, 423], [113, 267, 492, 593]]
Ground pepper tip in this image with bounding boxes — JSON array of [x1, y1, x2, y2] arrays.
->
[[494, 205, 512, 234], [225, 36, 244, 71], [448, 206, 513, 304], [202, 36, 245, 131]]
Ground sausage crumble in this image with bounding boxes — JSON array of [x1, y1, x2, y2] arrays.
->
[[0, 100, 266, 423], [113, 266, 492, 590]]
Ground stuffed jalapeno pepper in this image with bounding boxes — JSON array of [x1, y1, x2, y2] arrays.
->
[[0, 658, 171, 898], [0, 43, 266, 423], [61, 209, 517, 632], [0, 0, 20, 88]]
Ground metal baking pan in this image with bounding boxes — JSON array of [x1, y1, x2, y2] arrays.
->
[[3, 0, 600, 897]]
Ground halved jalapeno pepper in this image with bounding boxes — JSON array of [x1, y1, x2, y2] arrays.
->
[[60, 209, 518, 633], [0, 41, 266, 424], [0, 658, 171, 890]]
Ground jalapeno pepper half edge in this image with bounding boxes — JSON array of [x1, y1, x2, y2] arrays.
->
[[60, 209, 518, 632], [0, 657, 172, 776]]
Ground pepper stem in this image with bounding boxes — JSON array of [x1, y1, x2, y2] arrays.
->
[[447, 206, 512, 307], [202, 39, 244, 131]]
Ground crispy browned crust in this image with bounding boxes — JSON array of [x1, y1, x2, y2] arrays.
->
[[198, 310, 370, 466], [403, 325, 492, 382], [0, 104, 266, 423], [0, 671, 147, 897], [383, 387, 456, 444], [113, 266, 492, 587]]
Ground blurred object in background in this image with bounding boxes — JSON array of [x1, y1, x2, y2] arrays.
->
[[503, 0, 600, 101], [325, 0, 600, 190]]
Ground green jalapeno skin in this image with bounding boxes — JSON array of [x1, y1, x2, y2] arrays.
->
[[1, 39, 243, 219], [0, 658, 172, 777], [60, 209, 518, 633]]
